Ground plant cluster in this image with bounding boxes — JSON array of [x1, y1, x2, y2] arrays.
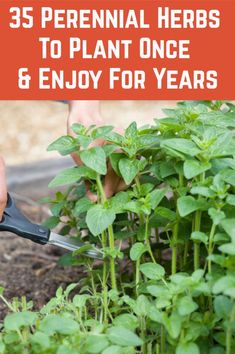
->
[[1, 101, 235, 354]]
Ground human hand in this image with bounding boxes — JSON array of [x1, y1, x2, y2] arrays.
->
[[67, 101, 126, 201], [0, 157, 7, 220]]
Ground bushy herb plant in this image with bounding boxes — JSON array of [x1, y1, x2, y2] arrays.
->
[[1, 101, 235, 354]]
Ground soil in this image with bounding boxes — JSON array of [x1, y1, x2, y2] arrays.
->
[[0, 199, 82, 320]]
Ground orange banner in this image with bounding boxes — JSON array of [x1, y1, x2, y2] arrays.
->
[[0, 0, 234, 99]]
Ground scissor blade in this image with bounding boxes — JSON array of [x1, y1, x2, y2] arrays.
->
[[48, 232, 102, 259]]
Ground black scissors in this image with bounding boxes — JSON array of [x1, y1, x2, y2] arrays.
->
[[0, 194, 101, 259]]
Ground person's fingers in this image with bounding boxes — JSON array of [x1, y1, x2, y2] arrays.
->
[[115, 179, 128, 193], [70, 152, 82, 166], [0, 157, 7, 220], [103, 162, 120, 198], [67, 100, 103, 137], [84, 181, 97, 203]]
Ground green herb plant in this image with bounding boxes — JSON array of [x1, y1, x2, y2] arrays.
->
[[1, 101, 235, 354]]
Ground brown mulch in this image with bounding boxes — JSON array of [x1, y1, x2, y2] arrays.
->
[[0, 200, 83, 320]]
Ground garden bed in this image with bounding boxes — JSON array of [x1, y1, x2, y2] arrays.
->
[[0, 201, 80, 321]]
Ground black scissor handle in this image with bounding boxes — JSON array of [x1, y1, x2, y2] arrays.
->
[[0, 194, 50, 245]]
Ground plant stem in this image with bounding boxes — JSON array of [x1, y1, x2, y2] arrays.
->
[[96, 175, 117, 291], [135, 176, 145, 225], [171, 219, 179, 275], [208, 223, 216, 274], [108, 225, 117, 290], [101, 232, 108, 323], [0, 295, 15, 312], [145, 215, 156, 263], [156, 343, 160, 354], [226, 304, 235, 354], [160, 325, 165, 354], [136, 258, 140, 297], [96, 175, 106, 204], [193, 172, 205, 270], [90, 269, 97, 297], [171, 173, 184, 275], [194, 210, 202, 270], [140, 316, 147, 354], [101, 232, 107, 286]]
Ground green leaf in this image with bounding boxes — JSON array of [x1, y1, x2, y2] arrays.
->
[[155, 207, 176, 221], [106, 132, 124, 145], [191, 231, 208, 245], [134, 295, 151, 317], [109, 192, 131, 214], [39, 315, 79, 335], [49, 167, 82, 188], [213, 233, 230, 244], [91, 125, 113, 139], [47, 136, 78, 155], [30, 332, 50, 349], [49, 166, 96, 188], [161, 139, 201, 157], [74, 197, 93, 216], [220, 169, 235, 186], [184, 159, 211, 179], [214, 295, 233, 319], [226, 194, 235, 206], [85, 335, 109, 353], [149, 188, 167, 209], [221, 219, 235, 242], [76, 134, 93, 149], [209, 346, 226, 354], [73, 294, 89, 308], [124, 201, 142, 214], [219, 243, 235, 255], [213, 276, 235, 295], [177, 296, 198, 316], [71, 123, 86, 135], [176, 342, 200, 354], [73, 244, 94, 257], [209, 208, 225, 225], [4, 311, 37, 331], [102, 346, 127, 354], [190, 186, 215, 198], [57, 346, 78, 354], [80, 147, 107, 175], [148, 306, 163, 323], [0, 343, 5, 354], [147, 285, 170, 298], [43, 216, 60, 229], [102, 144, 119, 157], [107, 327, 143, 347], [125, 122, 138, 138], [86, 205, 116, 236], [139, 183, 155, 196], [177, 196, 206, 217], [130, 243, 148, 261], [113, 314, 138, 331], [51, 202, 64, 217], [119, 159, 139, 185], [162, 311, 182, 339], [140, 262, 165, 280], [159, 161, 176, 178], [110, 153, 124, 176]]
